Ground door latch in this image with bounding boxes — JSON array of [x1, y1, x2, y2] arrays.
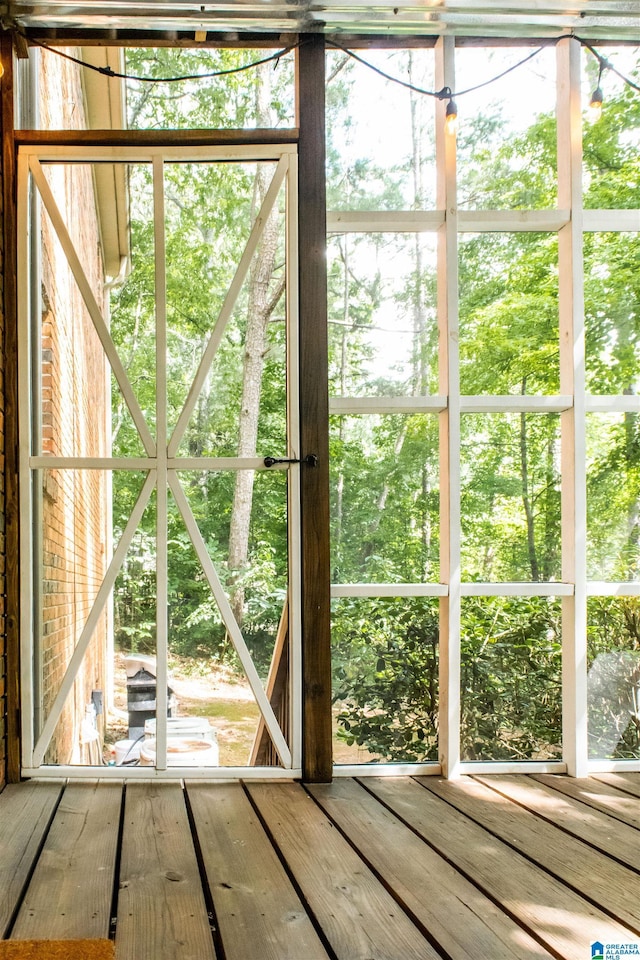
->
[[263, 454, 318, 468]]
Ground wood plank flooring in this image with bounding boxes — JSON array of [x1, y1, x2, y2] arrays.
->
[[0, 775, 638, 960]]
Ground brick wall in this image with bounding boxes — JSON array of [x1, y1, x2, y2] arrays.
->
[[0, 45, 113, 777], [0, 44, 111, 783], [36, 52, 109, 765]]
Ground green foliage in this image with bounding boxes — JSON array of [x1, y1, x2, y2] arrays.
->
[[332, 596, 563, 764], [587, 598, 640, 759], [125, 47, 295, 130], [332, 598, 439, 762], [460, 597, 562, 761], [108, 45, 640, 762], [111, 48, 290, 662], [330, 413, 439, 584], [327, 48, 640, 762], [460, 413, 561, 582], [459, 232, 560, 396], [587, 413, 640, 580], [583, 78, 640, 210]]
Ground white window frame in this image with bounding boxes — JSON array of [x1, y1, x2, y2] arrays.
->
[[328, 36, 640, 777]]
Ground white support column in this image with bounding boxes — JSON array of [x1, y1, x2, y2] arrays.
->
[[557, 38, 588, 778], [435, 36, 461, 779], [286, 154, 303, 771], [153, 156, 168, 771], [18, 151, 35, 768]]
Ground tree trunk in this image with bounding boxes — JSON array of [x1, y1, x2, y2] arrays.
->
[[542, 427, 557, 581], [408, 52, 433, 576], [520, 379, 540, 582], [334, 236, 350, 552], [227, 62, 284, 626], [624, 386, 640, 579]]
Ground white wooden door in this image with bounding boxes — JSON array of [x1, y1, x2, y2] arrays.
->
[[18, 144, 301, 776]]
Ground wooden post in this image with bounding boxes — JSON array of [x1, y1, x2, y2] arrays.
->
[[435, 36, 461, 779], [296, 36, 332, 782], [1, 32, 20, 783], [557, 37, 587, 778]]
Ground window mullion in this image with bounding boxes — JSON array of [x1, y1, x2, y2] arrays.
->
[[436, 35, 461, 779], [557, 37, 588, 778], [153, 155, 168, 773]]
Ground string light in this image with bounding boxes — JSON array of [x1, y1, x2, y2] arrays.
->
[[327, 36, 640, 124], [445, 98, 459, 135], [580, 41, 640, 120], [588, 84, 603, 122], [5, 25, 639, 109], [581, 38, 640, 103], [587, 58, 605, 121]]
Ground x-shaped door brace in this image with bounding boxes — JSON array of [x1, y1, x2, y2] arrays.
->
[[29, 153, 292, 769]]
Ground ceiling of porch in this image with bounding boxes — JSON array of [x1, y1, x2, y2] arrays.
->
[[3, 0, 640, 41]]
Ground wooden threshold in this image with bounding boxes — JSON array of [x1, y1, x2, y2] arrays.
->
[[0, 774, 638, 959]]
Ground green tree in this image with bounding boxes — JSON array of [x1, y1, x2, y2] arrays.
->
[[111, 47, 294, 666], [330, 51, 640, 762]]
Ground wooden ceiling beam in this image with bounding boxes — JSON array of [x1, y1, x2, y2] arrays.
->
[[15, 29, 639, 48]]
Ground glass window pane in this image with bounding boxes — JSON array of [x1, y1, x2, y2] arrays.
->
[[162, 161, 287, 458], [582, 45, 640, 209], [126, 49, 295, 130], [38, 469, 152, 766], [461, 414, 561, 582], [35, 46, 295, 130], [459, 233, 559, 396], [455, 46, 557, 210], [34, 161, 154, 461], [36, 162, 129, 458], [326, 48, 437, 210], [588, 597, 640, 760], [109, 162, 155, 458], [167, 470, 289, 767], [587, 413, 640, 581], [328, 233, 438, 398], [585, 232, 640, 395], [332, 597, 439, 764], [331, 414, 439, 584], [461, 596, 562, 761]]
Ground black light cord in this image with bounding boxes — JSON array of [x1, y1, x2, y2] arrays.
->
[[579, 38, 640, 94], [326, 38, 450, 99], [25, 34, 301, 82], [327, 36, 639, 100], [327, 37, 549, 100], [5, 24, 640, 100]]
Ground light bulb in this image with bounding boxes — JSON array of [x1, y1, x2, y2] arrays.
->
[[588, 86, 603, 122], [0, 60, 4, 80], [445, 99, 458, 136]]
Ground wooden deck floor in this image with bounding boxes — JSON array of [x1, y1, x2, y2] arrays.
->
[[1, 774, 639, 959]]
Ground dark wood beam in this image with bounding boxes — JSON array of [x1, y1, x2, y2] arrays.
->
[[19, 31, 634, 49], [296, 35, 332, 782], [1, 32, 21, 783], [21, 31, 297, 47], [15, 129, 298, 148]]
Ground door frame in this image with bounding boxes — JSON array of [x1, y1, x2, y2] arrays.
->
[[17, 140, 305, 778]]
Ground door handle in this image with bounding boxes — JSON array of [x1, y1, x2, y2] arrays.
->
[[263, 454, 318, 468]]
